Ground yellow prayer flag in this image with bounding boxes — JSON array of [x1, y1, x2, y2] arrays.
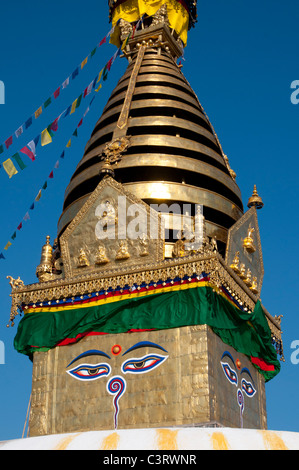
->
[[4, 241, 12, 251], [3, 158, 18, 178], [41, 128, 52, 146], [96, 69, 103, 83], [95, 83, 102, 92], [35, 106, 42, 119], [70, 99, 77, 115], [66, 139, 71, 148], [35, 190, 42, 201], [81, 57, 88, 69]]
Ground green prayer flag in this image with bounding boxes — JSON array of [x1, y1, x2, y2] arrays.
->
[[12, 153, 26, 170], [76, 93, 82, 109], [91, 47, 97, 57], [0, 144, 3, 154], [11, 232, 16, 240], [72, 128, 78, 137], [44, 97, 51, 108], [42, 181, 47, 190]]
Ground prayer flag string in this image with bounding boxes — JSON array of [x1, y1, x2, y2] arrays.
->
[[0, 45, 121, 260]]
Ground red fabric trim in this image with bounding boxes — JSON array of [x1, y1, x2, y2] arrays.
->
[[251, 356, 275, 372]]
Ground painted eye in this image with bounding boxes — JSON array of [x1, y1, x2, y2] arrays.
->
[[221, 361, 238, 386], [241, 378, 256, 397], [67, 363, 111, 381], [121, 354, 168, 374]]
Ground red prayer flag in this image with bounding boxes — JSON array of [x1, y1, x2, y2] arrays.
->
[[5, 136, 13, 149], [17, 222, 22, 231], [78, 118, 83, 127], [99, 36, 107, 46], [20, 146, 35, 162], [107, 57, 113, 71], [51, 118, 59, 132], [49, 170, 54, 179], [54, 87, 60, 99]]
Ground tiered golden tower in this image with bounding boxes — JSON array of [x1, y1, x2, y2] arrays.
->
[[8, 1, 283, 436]]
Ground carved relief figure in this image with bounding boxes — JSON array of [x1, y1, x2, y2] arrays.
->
[[95, 244, 109, 265], [77, 248, 90, 267], [115, 240, 130, 260]]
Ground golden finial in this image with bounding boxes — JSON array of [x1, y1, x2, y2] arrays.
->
[[247, 185, 264, 209]]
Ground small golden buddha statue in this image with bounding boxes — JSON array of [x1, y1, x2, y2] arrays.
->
[[243, 226, 256, 253], [139, 233, 149, 257], [77, 248, 90, 267], [115, 240, 130, 260], [230, 251, 240, 274], [172, 239, 185, 258], [244, 268, 252, 286], [95, 244, 109, 265], [250, 276, 258, 294], [239, 263, 246, 279]]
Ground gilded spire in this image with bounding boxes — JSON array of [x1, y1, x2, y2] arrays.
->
[[247, 185, 264, 210]]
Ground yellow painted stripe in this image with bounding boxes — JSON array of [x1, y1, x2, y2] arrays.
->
[[211, 432, 230, 450], [260, 431, 288, 450], [156, 429, 179, 450], [53, 433, 81, 450], [99, 432, 120, 450]]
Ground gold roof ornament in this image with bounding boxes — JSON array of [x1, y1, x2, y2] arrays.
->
[[247, 185, 264, 210]]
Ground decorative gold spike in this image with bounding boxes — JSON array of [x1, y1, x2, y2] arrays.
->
[[247, 185, 264, 209]]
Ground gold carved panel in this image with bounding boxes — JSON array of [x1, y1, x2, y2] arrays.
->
[[60, 177, 164, 279], [225, 207, 264, 297]]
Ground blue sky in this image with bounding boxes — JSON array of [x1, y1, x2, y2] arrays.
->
[[0, 0, 298, 440]]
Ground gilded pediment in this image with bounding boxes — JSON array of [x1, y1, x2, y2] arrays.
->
[[225, 207, 264, 297], [60, 177, 164, 279]]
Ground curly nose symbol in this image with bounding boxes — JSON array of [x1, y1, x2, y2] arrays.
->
[[107, 376, 127, 429]]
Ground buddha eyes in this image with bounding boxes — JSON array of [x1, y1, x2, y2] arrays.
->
[[67, 353, 168, 381], [67, 363, 111, 381], [241, 378, 256, 397], [221, 362, 238, 385], [121, 354, 168, 374]]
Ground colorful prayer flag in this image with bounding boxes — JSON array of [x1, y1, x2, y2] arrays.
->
[[54, 87, 60, 99], [3, 158, 18, 178], [62, 77, 69, 89], [99, 36, 107, 46], [72, 67, 79, 80], [78, 118, 83, 127], [17, 222, 22, 231], [23, 212, 30, 221], [81, 57, 88, 69], [20, 145, 35, 162], [12, 153, 26, 170], [95, 83, 102, 92], [30, 203, 35, 210], [91, 47, 97, 57], [15, 126, 23, 138], [44, 97, 51, 108], [0, 145, 3, 154], [60, 151, 65, 159], [35, 107, 42, 119], [25, 117, 33, 129], [54, 160, 59, 169], [27, 136, 39, 157], [70, 99, 77, 115], [42, 181, 48, 190], [35, 190, 42, 201], [72, 128, 78, 137], [97, 69, 103, 83], [5, 136, 13, 149], [11, 232, 17, 240], [41, 128, 52, 146], [51, 118, 59, 132], [76, 94, 82, 108], [0, 253, 5, 260], [84, 82, 93, 97], [66, 139, 71, 148], [4, 242, 12, 250], [49, 170, 54, 179]]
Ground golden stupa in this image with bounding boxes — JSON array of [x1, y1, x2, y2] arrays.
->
[[7, 0, 283, 440]]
